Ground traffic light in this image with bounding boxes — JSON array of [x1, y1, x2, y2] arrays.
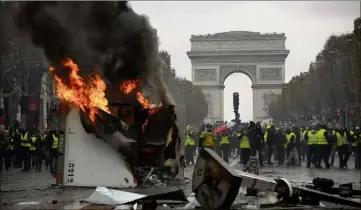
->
[[233, 92, 239, 114], [336, 109, 341, 121]]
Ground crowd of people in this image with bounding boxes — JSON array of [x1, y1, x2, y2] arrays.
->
[[0, 124, 59, 173], [184, 121, 361, 170], [2, 119, 360, 173]]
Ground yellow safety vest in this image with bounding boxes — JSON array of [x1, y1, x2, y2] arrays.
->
[[316, 129, 328, 145], [29, 136, 37, 151], [264, 131, 268, 143], [21, 132, 31, 147], [185, 134, 195, 146], [200, 131, 215, 147], [52, 135, 59, 149], [7, 140, 14, 150], [302, 130, 307, 137], [353, 133, 361, 146], [307, 131, 317, 145], [336, 132, 348, 147], [351, 131, 358, 147], [240, 135, 251, 148], [220, 136, 230, 145], [285, 132, 296, 148]]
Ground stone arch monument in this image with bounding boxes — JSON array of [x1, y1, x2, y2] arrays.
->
[[187, 31, 290, 123]]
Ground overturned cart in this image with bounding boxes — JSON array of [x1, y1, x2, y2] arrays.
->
[[192, 148, 361, 209], [56, 101, 183, 188]]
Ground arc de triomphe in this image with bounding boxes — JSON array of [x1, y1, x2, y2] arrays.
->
[[187, 31, 290, 123]]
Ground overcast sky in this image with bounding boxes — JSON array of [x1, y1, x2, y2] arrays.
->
[[131, 1, 360, 122]]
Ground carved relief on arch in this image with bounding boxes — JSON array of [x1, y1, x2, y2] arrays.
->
[[204, 93, 213, 118], [219, 65, 256, 84]]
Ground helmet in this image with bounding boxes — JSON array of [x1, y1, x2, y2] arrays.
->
[[206, 123, 213, 128]]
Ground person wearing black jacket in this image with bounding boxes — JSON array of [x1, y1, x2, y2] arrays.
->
[[34, 132, 44, 172], [316, 124, 331, 169], [293, 126, 302, 164], [248, 121, 264, 166], [275, 128, 286, 165], [0, 125, 9, 172], [266, 125, 276, 164]]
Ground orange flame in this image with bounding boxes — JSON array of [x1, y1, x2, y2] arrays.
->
[[49, 57, 110, 121], [120, 77, 139, 94], [120, 79, 162, 132]]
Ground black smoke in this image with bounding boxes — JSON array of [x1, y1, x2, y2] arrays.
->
[[15, 1, 169, 105]]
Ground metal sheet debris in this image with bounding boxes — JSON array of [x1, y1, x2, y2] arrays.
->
[[192, 148, 361, 209], [85, 187, 146, 205], [84, 187, 188, 206]]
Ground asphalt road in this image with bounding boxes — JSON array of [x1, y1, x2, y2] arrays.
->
[[1, 157, 360, 209]]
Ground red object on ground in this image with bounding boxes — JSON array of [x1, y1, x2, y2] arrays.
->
[[56, 173, 63, 185]]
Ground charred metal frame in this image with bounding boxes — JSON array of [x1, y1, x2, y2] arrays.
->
[[192, 148, 361, 209]]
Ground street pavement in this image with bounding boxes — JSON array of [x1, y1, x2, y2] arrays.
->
[[1, 157, 360, 209]]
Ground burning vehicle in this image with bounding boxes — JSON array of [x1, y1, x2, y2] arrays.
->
[[15, 1, 183, 186]]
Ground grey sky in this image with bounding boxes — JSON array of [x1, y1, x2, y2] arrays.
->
[[130, 1, 360, 122]]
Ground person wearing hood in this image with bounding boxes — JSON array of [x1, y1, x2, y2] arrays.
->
[[265, 125, 276, 165], [248, 121, 264, 166], [199, 123, 216, 151], [351, 127, 361, 168], [275, 127, 286, 165]]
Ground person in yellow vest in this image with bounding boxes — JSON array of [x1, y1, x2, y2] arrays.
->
[[315, 124, 331, 169], [300, 127, 307, 161], [33, 131, 44, 172], [304, 126, 317, 168], [50, 130, 59, 173], [234, 130, 242, 158], [29, 131, 38, 169], [219, 131, 230, 163], [20, 129, 31, 171], [184, 126, 196, 165], [265, 125, 276, 165], [335, 126, 349, 168], [285, 128, 300, 166], [329, 127, 337, 166], [199, 123, 216, 151], [351, 127, 360, 169], [238, 128, 251, 167], [284, 128, 294, 158]]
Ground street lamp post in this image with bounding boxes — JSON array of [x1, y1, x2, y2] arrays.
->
[[0, 89, 4, 126]]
